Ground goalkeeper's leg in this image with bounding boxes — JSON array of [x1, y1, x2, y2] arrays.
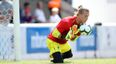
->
[[51, 50, 73, 63], [60, 42, 73, 59], [62, 49, 73, 59], [46, 38, 64, 63], [51, 52, 63, 63]]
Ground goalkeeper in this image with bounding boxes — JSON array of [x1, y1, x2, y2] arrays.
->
[[46, 6, 90, 63]]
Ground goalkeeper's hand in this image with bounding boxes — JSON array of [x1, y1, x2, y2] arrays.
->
[[70, 34, 77, 41], [70, 31, 81, 41], [65, 25, 81, 41]]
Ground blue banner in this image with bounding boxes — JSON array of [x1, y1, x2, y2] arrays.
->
[[26, 27, 50, 53]]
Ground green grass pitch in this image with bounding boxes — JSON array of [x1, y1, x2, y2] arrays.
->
[[0, 58, 116, 64]]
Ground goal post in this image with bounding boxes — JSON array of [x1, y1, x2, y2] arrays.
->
[[13, 0, 21, 60]]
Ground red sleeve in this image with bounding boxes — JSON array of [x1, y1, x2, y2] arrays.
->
[[56, 19, 69, 35]]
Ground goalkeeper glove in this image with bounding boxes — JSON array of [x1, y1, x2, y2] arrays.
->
[[65, 25, 80, 41]]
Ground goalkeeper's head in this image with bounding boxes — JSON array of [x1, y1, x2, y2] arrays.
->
[[75, 6, 89, 25]]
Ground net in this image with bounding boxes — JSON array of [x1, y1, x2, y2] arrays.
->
[[0, 0, 20, 61], [0, 25, 15, 60]]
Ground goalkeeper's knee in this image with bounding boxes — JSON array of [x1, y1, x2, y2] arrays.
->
[[51, 52, 64, 63], [62, 49, 73, 59]]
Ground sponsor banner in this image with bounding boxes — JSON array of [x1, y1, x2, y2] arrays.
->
[[26, 27, 50, 53]]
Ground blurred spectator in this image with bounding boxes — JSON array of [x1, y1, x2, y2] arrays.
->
[[21, 2, 33, 23], [64, 0, 72, 5], [49, 8, 61, 23], [34, 1, 46, 23], [20, 3, 24, 23], [48, 0, 61, 17]]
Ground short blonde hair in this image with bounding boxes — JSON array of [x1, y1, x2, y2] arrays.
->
[[74, 5, 89, 16]]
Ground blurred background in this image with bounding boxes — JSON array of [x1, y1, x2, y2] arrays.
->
[[18, 0, 116, 25], [16, 0, 116, 60], [19, 0, 74, 23], [0, 0, 116, 62]]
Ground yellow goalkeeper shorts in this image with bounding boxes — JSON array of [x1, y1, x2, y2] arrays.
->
[[46, 38, 71, 57]]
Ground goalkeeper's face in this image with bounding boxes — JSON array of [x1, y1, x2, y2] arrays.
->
[[82, 11, 89, 23], [78, 11, 89, 24]]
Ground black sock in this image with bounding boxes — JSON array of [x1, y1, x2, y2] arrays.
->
[[52, 52, 63, 63], [62, 50, 73, 59]]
